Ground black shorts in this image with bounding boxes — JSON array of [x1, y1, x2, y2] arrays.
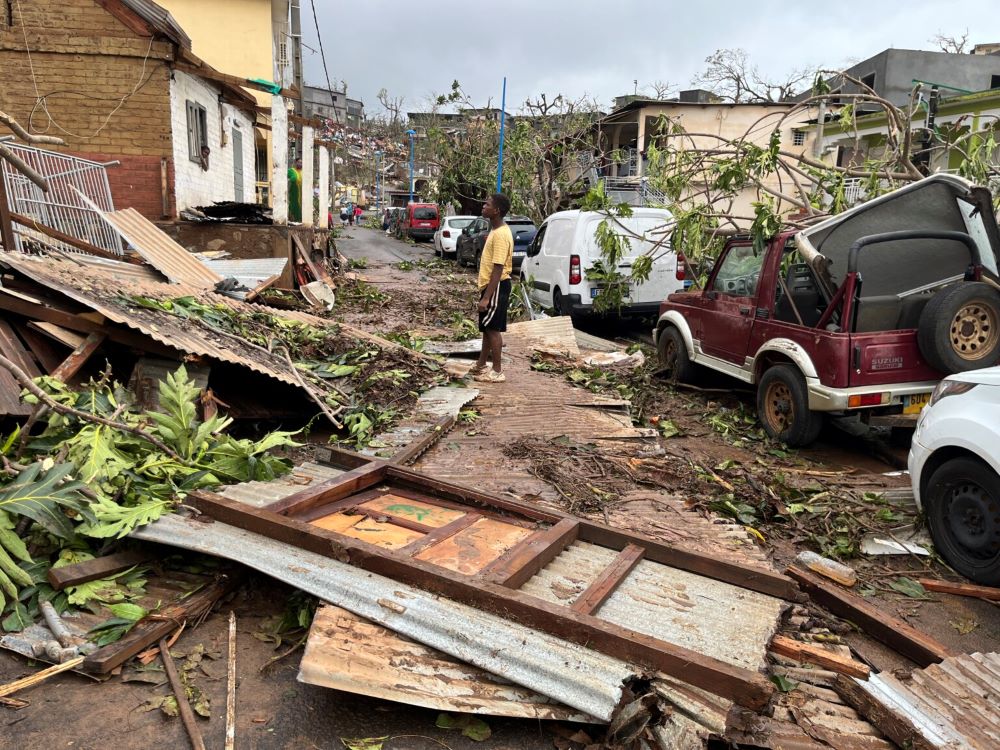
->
[[478, 279, 511, 332]]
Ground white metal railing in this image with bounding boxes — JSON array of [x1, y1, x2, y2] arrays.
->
[[1, 141, 122, 254]]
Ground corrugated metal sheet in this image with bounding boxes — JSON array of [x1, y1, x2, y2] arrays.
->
[[101, 208, 223, 288], [200, 258, 287, 291], [132, 513, 637, 722], [120, 0, 192, 48], [520, 541, 784, 673], [360, 386, 479, 458], [51, 253, 166, 284], [506, 316, 580, 357], [300, 604, 592, 722], [848, 652, 1000, 749], [218, 461, 343, 509]]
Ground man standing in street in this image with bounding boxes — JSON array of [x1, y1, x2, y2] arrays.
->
[[287, 159, 303, 222], [471, 193, 513, 383]]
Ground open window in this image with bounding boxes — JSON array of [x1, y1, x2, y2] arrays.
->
[[774, 242, 825, 327], [186, 100, 208, 164]]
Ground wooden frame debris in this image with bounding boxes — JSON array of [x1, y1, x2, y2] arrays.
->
[[188, 453, 801, 710], [788, 566, 955, 667]]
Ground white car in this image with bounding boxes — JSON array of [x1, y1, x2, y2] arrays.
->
[[520, 208, 683, 317], [433, 215, 476, 258], [909, 367, 1000, 585]]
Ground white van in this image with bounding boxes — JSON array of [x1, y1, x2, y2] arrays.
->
[[520, 208, 682, 316]]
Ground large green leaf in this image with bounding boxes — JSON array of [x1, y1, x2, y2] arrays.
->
[[82, 498, 171, 539], [0, 462, 94, 539], [67, 424, 131, 484]]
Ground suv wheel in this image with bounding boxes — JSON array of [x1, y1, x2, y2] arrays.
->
[[918, 282, 1000, 374], [756, 364, 823, 446], [657, 326, 696, 383], [925, 456, 1000, 585]]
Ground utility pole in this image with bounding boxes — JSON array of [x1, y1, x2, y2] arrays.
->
[[289, 0, 303, 117]]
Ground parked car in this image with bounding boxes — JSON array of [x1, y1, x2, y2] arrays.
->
[[456, 215, 536, 269], [521, 208, 682, 317], [909, 367, 1000, 584], [396, 203, 440, 242], [653, 174, 1000, 446], [433, 215, 476, 257]]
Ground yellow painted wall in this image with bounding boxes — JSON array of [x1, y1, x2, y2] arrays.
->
[[157, 0, 274, 106]]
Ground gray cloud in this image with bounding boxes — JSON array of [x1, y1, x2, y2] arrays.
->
[[302, 0, 995, 115]]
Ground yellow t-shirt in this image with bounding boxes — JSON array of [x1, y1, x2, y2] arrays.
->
[[477, 224, 514, 289]]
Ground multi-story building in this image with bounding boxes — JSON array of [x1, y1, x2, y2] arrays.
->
[[303, 85, 364, 129]]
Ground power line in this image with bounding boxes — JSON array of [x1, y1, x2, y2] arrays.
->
[[308, 0, 341, 124]]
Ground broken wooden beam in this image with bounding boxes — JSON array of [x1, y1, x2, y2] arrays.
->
[[189, 490, 777, 710], [770, 635, 870, 680], [264, 462, 388, 516], [82, 575, 234, 674], [47, 549, 153, 590], [834, 674, 941, 750], [917, 578, 1000, 601], [788, 566, 954, 667], [571, 544, 645, 615], [49, 332, 105, 382], [9, 212, 142, 264]]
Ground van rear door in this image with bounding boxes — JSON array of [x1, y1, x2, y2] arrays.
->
[[585, 215, 677, 304]]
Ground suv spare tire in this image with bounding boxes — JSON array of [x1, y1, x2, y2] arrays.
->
[[918, 282, 1000, 374]]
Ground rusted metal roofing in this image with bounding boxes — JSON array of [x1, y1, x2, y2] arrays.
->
[[506, 316, 580, 357], [846, 652, 1000, 749], [218, 461, 344, 509], [100, 208, 223, 288], [0, 254, 301, 389], [300, 604, 592, 721]]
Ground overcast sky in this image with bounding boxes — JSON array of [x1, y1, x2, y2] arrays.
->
[[302, 0, 996, 115]]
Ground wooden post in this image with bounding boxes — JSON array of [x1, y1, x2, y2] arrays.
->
[[0, 168, 17, 253], [318, 146, 330, 229], [301, 125, 314, 227], [271, 95, 288, 225]]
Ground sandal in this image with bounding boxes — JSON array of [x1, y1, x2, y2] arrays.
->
[[474, 369, 506, 383]]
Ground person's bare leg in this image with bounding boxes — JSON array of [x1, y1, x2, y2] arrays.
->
[[473, 332, 490, 372], [489, 331, 503, 373]]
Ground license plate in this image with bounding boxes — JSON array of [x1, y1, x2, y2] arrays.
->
[[590, 287, 600, 299], [591, 287, 630, 300], [903, 393, 931, 414]]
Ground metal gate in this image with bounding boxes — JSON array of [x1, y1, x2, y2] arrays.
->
[[0, 140, 123, 255]]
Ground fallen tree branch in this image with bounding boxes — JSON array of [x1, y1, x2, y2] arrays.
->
[[276, 346, 344, 428], [0, 110, 64, 146], [0, 353, 182, 460], [0, 144, 50, 191]]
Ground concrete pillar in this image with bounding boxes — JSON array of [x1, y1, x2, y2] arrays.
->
[[271, 95, 288, 225], [636, 115, 646, 179], [301, 125, 314, 226], [318, 146, 330, 229]]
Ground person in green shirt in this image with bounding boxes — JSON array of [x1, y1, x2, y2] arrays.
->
[[287, 159, 302, 222]]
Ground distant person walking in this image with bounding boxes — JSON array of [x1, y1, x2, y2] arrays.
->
[[354, 205, 363, 226], [287, 159, 302, 222], [382, 208, 390, 233], [470, 193, 514, 383]]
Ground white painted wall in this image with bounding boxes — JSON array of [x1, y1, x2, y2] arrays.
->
[[169, 70, 256, 212]]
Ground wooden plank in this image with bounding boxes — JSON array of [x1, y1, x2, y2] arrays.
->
[[401, 513, 481, 556], [770, 635, 870, 680], [264, 462, 387, 516], [10, 212, 141, 263], [82, 576, 234, 674], [918, 577, 1000, 600], [416, 518, 534, 575], [50, 332, 105, 382], [243, 273, 281, 303], [0, 164, 16, 253], [292, 233, 333, 285], [0, 319, 40, 377], [570, 544, 645, 615], [387, 465, 801, 601], [189, 490, 776, 710], [788, 566, 954, 666], [0, 293, 179, 358], [15, 323, 65, 374], [835, 675, 942, 750], [47, 549, 153, 590], [28, 321, 86, 350], [389, 415, 455, 465], [476, 517, 578, 589]]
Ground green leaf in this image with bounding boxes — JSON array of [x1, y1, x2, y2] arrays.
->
[[340, 739, 387, 750], [108, 602, 147, 622], [0, 461, 93, 540], [657, 419, 681, 439], [435, 713, 492, 741], [889, 576, 931, 599], [82, 498, 171, 539], [770, 674, 798, 692], [2, 601, 31, 632]]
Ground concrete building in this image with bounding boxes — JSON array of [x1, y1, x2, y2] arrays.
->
[[0, 0, 259, 218], [809, 47, 1000, 108], [155, 0, 300, 203], [593, 97, 817, 220], [303, 85, 365, 128]]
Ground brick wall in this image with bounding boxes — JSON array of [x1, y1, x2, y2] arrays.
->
[[169, 70, 256, 211], [0, 0, 175, 217]]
